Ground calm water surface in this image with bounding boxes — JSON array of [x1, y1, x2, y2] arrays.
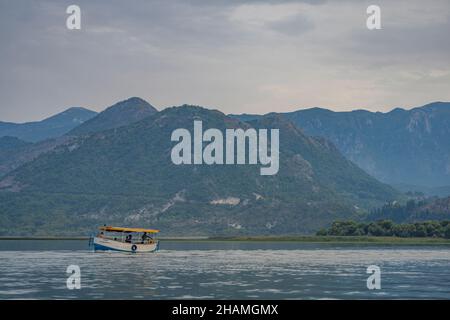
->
[[0, 240, 449, 299]]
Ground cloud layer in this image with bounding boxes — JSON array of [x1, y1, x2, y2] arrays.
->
[[1, 0, 449, 121]]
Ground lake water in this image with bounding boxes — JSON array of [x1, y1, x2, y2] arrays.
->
[[0, 240, 449, 299]]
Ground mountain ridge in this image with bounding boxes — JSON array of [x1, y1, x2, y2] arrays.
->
[[67, 97, 158, 136], [0, 97, 159, 178], [231, 101, 450, 189], [0, 107, 97, 142], [0, 104, 397, 236]]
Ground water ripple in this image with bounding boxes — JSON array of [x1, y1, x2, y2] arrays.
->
[[0, 243, 449, 299]]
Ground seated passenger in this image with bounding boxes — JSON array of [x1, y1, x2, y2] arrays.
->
[[141, 232, 150, 243]]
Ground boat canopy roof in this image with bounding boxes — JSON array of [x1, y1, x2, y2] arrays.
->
[[99, 226, 160, 233]]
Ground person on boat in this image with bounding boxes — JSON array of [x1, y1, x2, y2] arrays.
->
[[141, 232, 151, 243], [125, 234, 132, 243]]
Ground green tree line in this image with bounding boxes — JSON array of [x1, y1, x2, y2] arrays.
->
[[317, 220, 450, 238]]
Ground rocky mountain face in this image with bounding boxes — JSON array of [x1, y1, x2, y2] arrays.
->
[[232, 102, 450, 189]]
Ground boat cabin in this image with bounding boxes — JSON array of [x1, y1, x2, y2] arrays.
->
[[97, 226, 159, 245]]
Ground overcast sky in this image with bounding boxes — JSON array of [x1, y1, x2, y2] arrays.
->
[[1, 0, 450, 122]]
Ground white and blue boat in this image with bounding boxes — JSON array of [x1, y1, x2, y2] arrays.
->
[[89, 226, 160, 253]]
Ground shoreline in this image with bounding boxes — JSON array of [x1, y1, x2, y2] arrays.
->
[[1, 235, 450, 244]]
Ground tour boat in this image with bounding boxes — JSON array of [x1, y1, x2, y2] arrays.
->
[[89, 226, 160, 253]]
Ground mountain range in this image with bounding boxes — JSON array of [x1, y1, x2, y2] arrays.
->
[[0, 97, 157, 178], [231, 102, 450, 190], [0, 102, 397, 236], [1, 97, 449, 236]]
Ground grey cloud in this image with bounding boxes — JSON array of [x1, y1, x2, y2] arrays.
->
[[268, 14, 314, 36], [0, 0, 449, 122]]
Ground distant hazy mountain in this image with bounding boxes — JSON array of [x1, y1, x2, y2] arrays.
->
[[0, 97, 158, 178], [0, 107, 97, 142], [0, 105, 397, 236], [231, 102, 450, 189], [68, 97, 157, 136]]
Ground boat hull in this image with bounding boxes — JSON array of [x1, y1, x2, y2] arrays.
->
[[93, 237, 159, 253]]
